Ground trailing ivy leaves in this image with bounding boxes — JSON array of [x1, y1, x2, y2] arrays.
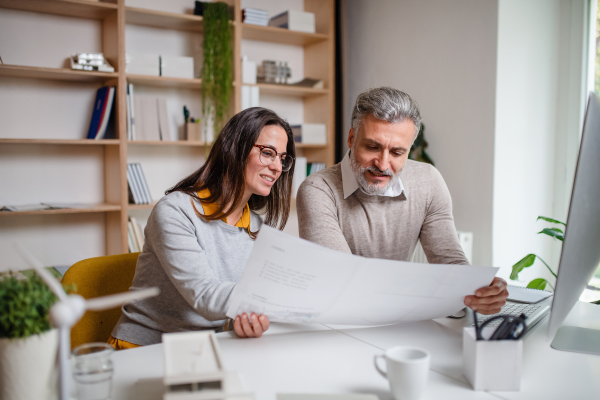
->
[[0, 274, 57, 339], [201, 1, 233, 139]]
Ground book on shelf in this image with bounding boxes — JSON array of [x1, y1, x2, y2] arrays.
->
[[291, 159, 327, 198], [269, 10, 316, 33], [241, 85, 260, 111], [127, 163, 152, 205], [86, 86, 115, 140], [242, 8, 269, 26], [290, 123, 327, 144], [128, 216, 145, 253], [128, 88, 174, 141]]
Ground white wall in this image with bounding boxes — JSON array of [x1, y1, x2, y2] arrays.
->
[[342, 0, 499, 266], [493, 0, 587, 284]]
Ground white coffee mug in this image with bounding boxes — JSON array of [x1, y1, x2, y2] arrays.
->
[[374, 346, 431, 400]]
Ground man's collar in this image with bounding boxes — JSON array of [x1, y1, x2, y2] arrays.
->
[[340, 150, 407, 199]]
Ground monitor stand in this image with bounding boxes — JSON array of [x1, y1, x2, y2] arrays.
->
[[550, 326, 600, 356]]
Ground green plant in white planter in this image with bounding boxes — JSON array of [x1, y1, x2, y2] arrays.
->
[[0, 274, 59, 400]]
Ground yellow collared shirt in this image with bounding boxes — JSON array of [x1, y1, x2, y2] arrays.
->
[[197, 188, 251, 236]]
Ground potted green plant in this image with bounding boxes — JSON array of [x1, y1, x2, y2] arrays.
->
[[201, 1, 233, 141], [510, 216, 564, 290], [0, 274, 59, 400]]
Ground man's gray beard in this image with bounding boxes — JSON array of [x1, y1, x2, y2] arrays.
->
[[349, 146, 401, 195]]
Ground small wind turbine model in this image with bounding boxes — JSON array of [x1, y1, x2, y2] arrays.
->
[[15, 244, 159, 400]]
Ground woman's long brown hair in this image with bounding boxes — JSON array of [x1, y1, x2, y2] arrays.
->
[[165, 107, 295, 236]]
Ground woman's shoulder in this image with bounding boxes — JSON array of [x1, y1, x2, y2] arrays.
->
[[153, 191, 199, 218]]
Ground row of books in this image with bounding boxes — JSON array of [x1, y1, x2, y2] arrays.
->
[[291, 123, 327, 145], [292, 158, 326, 197], [126, 84, 176, 141], [127, 163, 153, 205], [242, 8, 269, 26], [128, 216, 145, 253], [86, 86, 116, 140]]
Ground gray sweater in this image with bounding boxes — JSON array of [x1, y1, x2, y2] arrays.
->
[[111, 191, 261, 345], [297, 160, 469, 265]]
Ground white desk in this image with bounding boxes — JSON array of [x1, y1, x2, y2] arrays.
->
[[112, 302, 600, 400]]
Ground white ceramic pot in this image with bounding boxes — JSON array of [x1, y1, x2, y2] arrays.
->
[[0, 328, 58, 400]]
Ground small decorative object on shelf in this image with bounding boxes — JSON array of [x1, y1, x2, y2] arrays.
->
[[269, 10, 316, 33], [258, 60, 291, 84], [70, 53, 114, 73], [0, 55, 3, 64], [291, 123, 326, 145]]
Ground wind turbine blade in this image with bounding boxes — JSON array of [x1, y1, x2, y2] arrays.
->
[[85, 287, 159, 311], [14, 243, 67, 300]]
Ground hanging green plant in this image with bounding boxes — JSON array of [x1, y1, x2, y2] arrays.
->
[[201, 1, 233, 140]]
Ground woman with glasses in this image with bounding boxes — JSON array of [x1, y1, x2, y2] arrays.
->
[[109, 107, 295, 349]]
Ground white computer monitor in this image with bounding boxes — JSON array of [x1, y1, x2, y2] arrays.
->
[[547, 92, 600, 356]]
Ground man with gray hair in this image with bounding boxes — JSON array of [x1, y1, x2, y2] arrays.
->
[[297, 87, 508, 315]]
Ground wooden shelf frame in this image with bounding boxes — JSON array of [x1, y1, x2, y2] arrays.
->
[[0, 203, 121, 217], [127, 140, 208, 147], [2, 0, 335, 256], [242, 24, 328, 46], [0, 65, 118, 83], [125, 6, 205, 32], [0, 0, 118, 20], [0, 139, 120, 145], [127, 74, 202, 89]]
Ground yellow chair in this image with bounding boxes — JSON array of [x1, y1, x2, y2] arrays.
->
[[62, 253, 140, 350]]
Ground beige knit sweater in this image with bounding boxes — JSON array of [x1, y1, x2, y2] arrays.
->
[[296, 160, 469, 265]]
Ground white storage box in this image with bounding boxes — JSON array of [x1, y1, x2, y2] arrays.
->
[[126, 53, 159, 76], [160, 55, 194, 79], [463, 327, 522, 391], [269, 10, 316, 33], [301, 123, 327, 145]]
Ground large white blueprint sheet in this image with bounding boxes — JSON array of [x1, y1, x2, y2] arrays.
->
[[226, 226, 499, 325]]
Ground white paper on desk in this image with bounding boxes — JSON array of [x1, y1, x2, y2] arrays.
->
[[227, 226, 498, 325]]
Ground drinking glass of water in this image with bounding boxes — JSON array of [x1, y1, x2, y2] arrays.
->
[[72, 343, 114, 400]]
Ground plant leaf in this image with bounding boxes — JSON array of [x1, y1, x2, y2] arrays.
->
[[592, 299, 600, 305], [537, 216, 566, 226], [527, 278, 548, 290], [510, 254, 536, 280], [538, 228, 564, 241]]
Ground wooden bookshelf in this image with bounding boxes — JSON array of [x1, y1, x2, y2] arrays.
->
[[125, 6, 204, 32], [126, 74, 202, 89], [0, 203, 121, 217], [0, 139, 120, 145], [251, 83, 329, 97], [242, 24, 328, 46], [0, 65, 118, 83], [127, 140, 207, 146], [0, 0, 117, 20], [0, 0, 335, 256]]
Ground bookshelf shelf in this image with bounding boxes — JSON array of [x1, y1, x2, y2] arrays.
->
[[242, 24, 328, 46], [0, 139, 120, 146], [0, 203, 121, 217], [125, 6, 205, 32], [0, 65, 118, 83], [0, 0, 117, 20], [128, 203, 157, 210], [127, 74, 202, 89], [127, 141, 208, 146], [251, 83, 329, 97], [294, 143, 328, 149]]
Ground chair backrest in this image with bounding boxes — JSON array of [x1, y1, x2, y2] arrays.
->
[[62, 253, 140, 350]]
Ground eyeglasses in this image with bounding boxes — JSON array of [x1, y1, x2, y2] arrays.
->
[[473, 310, 528, 341], [254, 144, 294, 172]]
